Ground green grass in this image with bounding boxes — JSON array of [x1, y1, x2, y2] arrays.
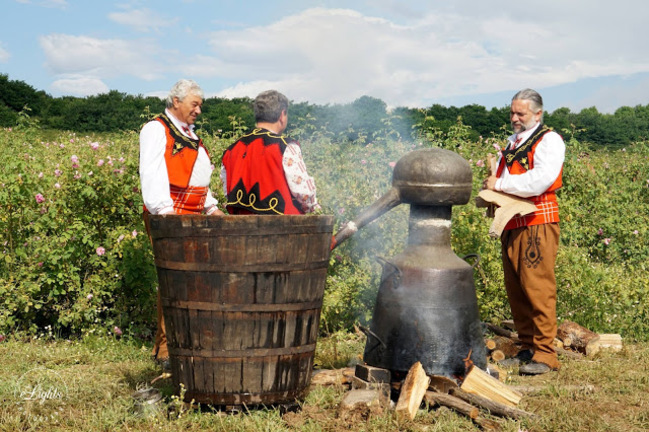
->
[[1, 334, 648, 432]]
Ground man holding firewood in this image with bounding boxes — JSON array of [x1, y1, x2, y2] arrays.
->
[[220, 90, 319, 215], [482, 88, 565, 375]]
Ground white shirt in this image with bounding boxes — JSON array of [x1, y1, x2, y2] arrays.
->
[[495, 122, 565, 198], [220, 141, 320, 213], [139, 109, 219, 214]]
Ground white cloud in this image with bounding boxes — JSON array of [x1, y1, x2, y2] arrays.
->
[[0, 42, 9, 63], [108, 8, 175, 33], [50, 77, 109, 96], [39, 34, 165, 81], [192, 6, 649, 108]]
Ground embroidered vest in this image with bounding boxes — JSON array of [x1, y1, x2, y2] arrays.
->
[[142, 114, 210, 214], [496, 125, 563, 229], [222, 128, 302, 215], [156, 113, 210, 188]]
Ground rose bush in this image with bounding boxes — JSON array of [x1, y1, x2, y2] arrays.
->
[[1, 116, 648, 341]]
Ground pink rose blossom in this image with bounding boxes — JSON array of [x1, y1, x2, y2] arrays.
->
[[132, 230, 138, 238], [74, 173, 81, 179], [38, 172, 44, 178], [388, 161, 396, 168], [35, 193, 45, 203], [113, 326, 123, 336], [70, 155, 79, 164], [603, 238, 611, 245], [633, 230, 639, 235], [119, 157, 125, 163], [360, 159, 367, 165], [59, 143, 65, 149], [117, 234, 125, 243], [69, 138, 75, 143], [54, 183, 61, 189], [87, 294, 93, 300], [476, 159, 485, 167], [96, 246, 106, 256], [97, 159, 104, 167], [54, 169, 62, 177], [90, 142, 100, 150], [597, 228, 604, 236]]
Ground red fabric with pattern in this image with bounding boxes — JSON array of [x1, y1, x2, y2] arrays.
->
[[222, 128, 302, 215]]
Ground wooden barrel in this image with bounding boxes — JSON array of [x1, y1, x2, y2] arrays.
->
[[148, 214, 334, 406]]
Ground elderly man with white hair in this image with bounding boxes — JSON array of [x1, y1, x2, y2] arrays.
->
[[483, 88, 566, 375], [139, 79, 224, 368]]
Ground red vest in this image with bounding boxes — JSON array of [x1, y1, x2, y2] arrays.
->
[[222, 128, 303, 215], [496, 125, 563, 229]]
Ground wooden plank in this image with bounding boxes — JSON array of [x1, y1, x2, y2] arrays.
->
[[395, 361, 431, 420], [460, 365, 522, 408]]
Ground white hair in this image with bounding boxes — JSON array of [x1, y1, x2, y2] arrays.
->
[[166, 79, 204, 108]]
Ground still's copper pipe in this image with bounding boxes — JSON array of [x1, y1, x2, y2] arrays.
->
[[331, 186, 401, 250]]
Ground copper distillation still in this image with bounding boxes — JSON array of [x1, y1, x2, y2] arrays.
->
[[332, 147, 487, 378]]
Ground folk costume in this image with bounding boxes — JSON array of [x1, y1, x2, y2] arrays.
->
[[494, 122, 565, 370], [221, 128, 319, 215], [139, 109, 220, 361]]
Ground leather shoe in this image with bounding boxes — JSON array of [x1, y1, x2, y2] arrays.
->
[[156, 357, 171, 372], [519, 361, 551, 375], [516, 349, 534, 363]]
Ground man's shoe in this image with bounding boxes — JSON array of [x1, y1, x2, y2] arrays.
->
[[516, 349, 534, 363], [519, 361, 551, 375], [156, 357, 171, 372]]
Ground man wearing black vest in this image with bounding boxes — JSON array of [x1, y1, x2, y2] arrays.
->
[[483, 89, 566, 375], [221, 90, 319, 215]]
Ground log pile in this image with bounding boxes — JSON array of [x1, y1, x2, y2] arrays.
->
[[481, 320, 623, 364], [323, 359, 537, 429], [313, 319, 622, 428]]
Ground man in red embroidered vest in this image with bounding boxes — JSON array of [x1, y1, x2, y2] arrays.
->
[[139, 79, 224, 367], [483, 89, 565, 375], [221, 90, 319, 215]]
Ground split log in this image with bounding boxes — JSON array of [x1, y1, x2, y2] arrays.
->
[[586, 334, 623, 356], [485, 339, 497, 351], [428, 375, 459, 393], [424, 391, 479, 419], [460, 366, 522, 408], [395, 361, 431, 420], [557, 320, 600, 355], [450, 388, 537, 420], [475, 190, 538, 237]]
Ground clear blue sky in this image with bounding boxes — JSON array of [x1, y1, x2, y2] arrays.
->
[[2, 0, 649, 113]]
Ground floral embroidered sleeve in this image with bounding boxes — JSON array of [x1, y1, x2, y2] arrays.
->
[[282, 142, 320, 213]]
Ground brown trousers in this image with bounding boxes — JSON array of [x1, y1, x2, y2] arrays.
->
[[501, 223, 560, 369], [143, 212, 168, 360]]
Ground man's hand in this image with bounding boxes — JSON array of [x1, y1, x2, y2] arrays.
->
[[482, 175, 498, 191]]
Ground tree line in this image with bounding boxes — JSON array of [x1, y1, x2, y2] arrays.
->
[[1, 73, 648, 147]]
